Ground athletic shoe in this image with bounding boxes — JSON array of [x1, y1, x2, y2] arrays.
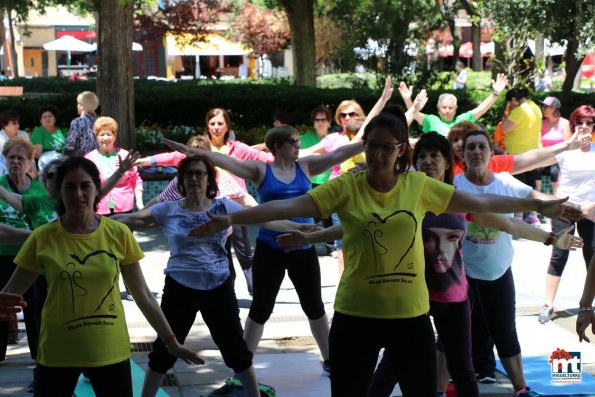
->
[[7, 335, 18, 344], [322, 359, 331, 377], [514, 386, 540, 396], [26, 381, 35, 393], [538, 305, 556, 324], [477, 372, 496, 384]]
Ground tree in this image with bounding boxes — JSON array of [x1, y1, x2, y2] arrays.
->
[[230, 1, 290, 56]]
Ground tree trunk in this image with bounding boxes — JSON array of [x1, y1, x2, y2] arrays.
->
[[7, 9, 18, 77], [561, 37, 582, 105], [278, 0, 316, 87], [97, 0, 135, 149], [492, 39, 506, 79], [471, 21, 482, 71]]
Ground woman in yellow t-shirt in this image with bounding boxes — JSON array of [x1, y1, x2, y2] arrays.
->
[[183, 111, 572, 397], [1, 157, 203, 397]]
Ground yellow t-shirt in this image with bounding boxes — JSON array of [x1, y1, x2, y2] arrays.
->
[[340, 153, 366, 175], [309, 171, 454, 319], [14, 217, 144, 367], [505, 100, 542, 154]]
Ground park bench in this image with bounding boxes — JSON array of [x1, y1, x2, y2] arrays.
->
[[0, 86, 23, 96]]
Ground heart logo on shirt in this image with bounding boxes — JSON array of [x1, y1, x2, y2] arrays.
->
[[364, 210, 418, 278]]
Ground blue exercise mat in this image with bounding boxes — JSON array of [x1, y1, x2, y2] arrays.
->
[[74, 359, 169, 397], [496, 356, 595, 396]]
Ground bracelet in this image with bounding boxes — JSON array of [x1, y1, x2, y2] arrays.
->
[[578, 307, 594, 313], [543, 232, 555, 246], [163, 333, 176, 345]]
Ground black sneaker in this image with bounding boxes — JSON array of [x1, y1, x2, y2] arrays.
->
[[322, 359, 331, 377], [478, 372, 496, 384], [26, 381, 35, 393]]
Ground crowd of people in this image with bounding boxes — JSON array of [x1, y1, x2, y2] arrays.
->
[[0, 77, 593, 397]]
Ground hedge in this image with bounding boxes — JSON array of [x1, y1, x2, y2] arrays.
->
[[1, 78, 593, 151]]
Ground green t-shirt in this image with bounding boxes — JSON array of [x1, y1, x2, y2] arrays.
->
[[308, 171, 454, 319], [30, 126, 67, 153], [14, 216, 145, 367], [0, 176, 48, 255], [422, 111, 475, 136], [300, 131, 331, 185], [22, 195, 58, 229]]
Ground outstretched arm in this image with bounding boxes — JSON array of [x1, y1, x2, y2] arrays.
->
[[352, 76, 395, 142], [111, 209, 158, 229], [0, 224, 31, 244], [471, 73, 508, 120], [1, 267, 38, 297], [577, 254, 595, 342], [0, 185, 23, 212], [302, 141, 364, 177], [121, 262, 205, 365], [511, 129, 592, 173], [276, 224, 344, 252], [470, 213, 583, 250], [188, 194, 321, 237], [163, 139, 263, 183]]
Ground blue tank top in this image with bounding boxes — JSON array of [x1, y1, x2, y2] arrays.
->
[[257, 163, 314, 250]]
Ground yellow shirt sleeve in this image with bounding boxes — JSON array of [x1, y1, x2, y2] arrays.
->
[[14, 231, 41, 273]]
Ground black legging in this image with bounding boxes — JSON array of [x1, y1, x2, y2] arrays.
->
[[548, 218, 594, 276], [248, 239, 325, 324]]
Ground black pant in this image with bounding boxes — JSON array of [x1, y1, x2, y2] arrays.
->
[[331, 312, 436, 397], [0, 255, 39, 361], [248, 239, 325, 324], [35, 359, 132, 397], [148, 276, 252, 374], [231, 225, 253, 271], [548, 218, 594, 276]]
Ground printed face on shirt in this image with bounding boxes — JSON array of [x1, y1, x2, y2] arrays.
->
[[207, 114, 229, 142], [416, 148, 448, 181], [60, 167, 99, 216], [463, 134, 492, 174], [96, 129, 116, 153], [423, 226, 464, 292], [40, 111, 56, 130], [437, 98, 457, 122]]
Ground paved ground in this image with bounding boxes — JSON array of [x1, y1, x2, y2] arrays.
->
[[1, 224, 595, 397]]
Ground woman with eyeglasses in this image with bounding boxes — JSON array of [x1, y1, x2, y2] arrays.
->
[[182, 110, 573, 397], [163, 124, 368, 378], [537, 105, 595, 324]]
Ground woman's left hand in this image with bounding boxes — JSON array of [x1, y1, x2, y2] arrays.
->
[[491, 73, 508, 95], [539, 197, 583, 223], [276, 230, 309, 252], [554, 226, 584, 250], [167, 342, 205, 365], [188, 212, 231, 237], [576, 310, 595, 342], [117, 150, 140, 173]]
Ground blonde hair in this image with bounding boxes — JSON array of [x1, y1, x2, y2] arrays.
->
[[77, 91, 99, 114], [334, 100, 365, 125], [93, 116, 118, 136], [187, 135, 212, 150], [2, 137, 35, 160]]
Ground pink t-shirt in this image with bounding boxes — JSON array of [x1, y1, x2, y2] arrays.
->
[[322, 133, 350, 179], [541, 118, 567, 148]]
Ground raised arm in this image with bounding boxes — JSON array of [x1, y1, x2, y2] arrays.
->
[[111, 208, 158, 229], [399, 81, 425, 126], [189, 194, 321, 237], [445, 189, 572, 220], [302, 141, 364, 177], [0, 185, 23, 212], [163, 139, 263, 183], [99, 150, 140, 200], [352, 77, 395, 142], [470, 213, 582, 250], [577, 254, 595, 342], [511, 129, 592, 173], [121, 262, 205, 365], [405, 89, 428, 127], [471, 73, 508, 121]]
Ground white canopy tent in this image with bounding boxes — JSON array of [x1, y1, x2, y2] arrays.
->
[[90, 42, 144, 52], [43, 35, 95, 74]]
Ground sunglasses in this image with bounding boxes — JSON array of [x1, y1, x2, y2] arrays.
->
[[340, 112, 357, 119], [287, 138, 300, 147], [45, 172, 55, 180], [364, 141, 403, 154], [184, 169, 208, 178], [575, 121, 594, 127]]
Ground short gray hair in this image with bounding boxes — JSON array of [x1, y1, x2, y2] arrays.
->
[[437, 93, 457, 109]]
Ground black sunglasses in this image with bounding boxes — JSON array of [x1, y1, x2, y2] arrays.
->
[[364, 141, 403, 154], [287, 138, 300, 147], [340, 112, 357, 119]]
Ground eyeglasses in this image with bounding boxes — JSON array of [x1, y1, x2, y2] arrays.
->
[[364, 141, 403, 154], [340, 112, 357, 119], [287, 138, 300, 147], [314, 118, 328, 123], [45, 172, 55, 180], [184, 169, 208, 178], [7, 155, 27, 162], [575, 121, 594, 127]]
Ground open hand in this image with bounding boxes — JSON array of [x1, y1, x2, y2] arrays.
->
[[380, 76, 394, 102], [577, 310, 595, 342], [117, 150, 141, 173], [491, 73, 508, 95], [539, 197, 582, 223], [554, 226, 584, 251], [565, 129, 593, 151], [398, 81, 413, 101], [276, 230, 309, 252], [188, 212, 231, 237], [167, 342, 205, 365], [0, 293, 26, 321], [413, 89, 428, 112]]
